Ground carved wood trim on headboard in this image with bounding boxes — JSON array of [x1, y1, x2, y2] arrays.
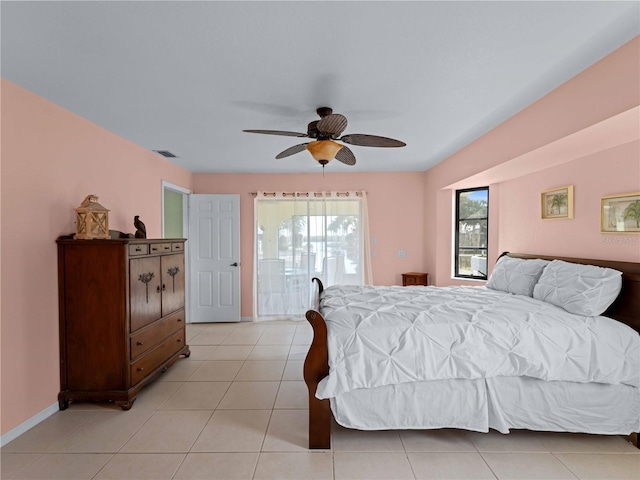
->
[[502, 252, 640, 333]]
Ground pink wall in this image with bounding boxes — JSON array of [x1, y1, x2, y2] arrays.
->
[[424, 36, 640, 285], [1, 79, 193, 435], [193, 172, 427, 317], [498, 141, 640, 261]]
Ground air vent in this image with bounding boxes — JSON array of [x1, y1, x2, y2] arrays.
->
[[153, 150, 178, 158]]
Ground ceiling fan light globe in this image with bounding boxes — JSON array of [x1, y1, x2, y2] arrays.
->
[[306, 140, 343, 163]]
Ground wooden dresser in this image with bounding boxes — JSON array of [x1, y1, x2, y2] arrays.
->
[[57, 237, 190, 410]]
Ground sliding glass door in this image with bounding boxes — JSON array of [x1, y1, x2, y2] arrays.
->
[[255, 192, 369, 318]]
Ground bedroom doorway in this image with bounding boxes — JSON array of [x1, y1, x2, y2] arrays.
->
[[162, 181, 190, 238]]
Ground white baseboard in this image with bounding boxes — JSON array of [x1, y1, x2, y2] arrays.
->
[[241, 316, 253, 322], [1, 402, 59, 447]]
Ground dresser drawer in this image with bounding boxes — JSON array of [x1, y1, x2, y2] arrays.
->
[[130, 310, 185, 360], [129, 243, 149, 256], [150, 243, 172, 254], [130, 330, 186, 385], [171, 242, 184, 252]]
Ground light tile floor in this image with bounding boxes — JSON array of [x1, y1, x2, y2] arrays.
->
[[2, 320, 639, 479]]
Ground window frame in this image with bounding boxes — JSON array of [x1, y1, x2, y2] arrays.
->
[[454, 186, 489, 280]]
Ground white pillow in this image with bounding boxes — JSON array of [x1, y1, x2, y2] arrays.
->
[[486, 256, 550, 297], [532, 259, 622, 316]]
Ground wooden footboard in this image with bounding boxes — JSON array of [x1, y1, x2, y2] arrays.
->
[[303, 278, 331, 449]]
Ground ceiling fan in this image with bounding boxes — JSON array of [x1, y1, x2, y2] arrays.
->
[[243, 107, 406, 168]]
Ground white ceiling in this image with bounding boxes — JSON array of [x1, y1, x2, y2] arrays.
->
[[2, 1, 638, 174]]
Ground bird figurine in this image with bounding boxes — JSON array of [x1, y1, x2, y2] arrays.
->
[[134, 216, 147, 239]]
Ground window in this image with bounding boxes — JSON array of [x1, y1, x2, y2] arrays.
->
[[455, 187, 489, 279], [255, 192, 370, 317]]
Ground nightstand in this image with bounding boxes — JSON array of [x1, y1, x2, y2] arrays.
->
[[402, 272, 429, 286]]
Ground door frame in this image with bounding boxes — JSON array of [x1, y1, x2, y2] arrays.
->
[[161, 180, 191, 238]]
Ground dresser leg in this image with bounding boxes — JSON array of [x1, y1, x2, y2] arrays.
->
[[58, 393, 69, 411], [117, 400, 135, 411]]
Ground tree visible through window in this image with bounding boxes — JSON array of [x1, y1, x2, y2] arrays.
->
[[455, 187, 489, 279]]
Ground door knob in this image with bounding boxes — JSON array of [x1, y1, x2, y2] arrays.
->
[[230, 262, 239, 267]]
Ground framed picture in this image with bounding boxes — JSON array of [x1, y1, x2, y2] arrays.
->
[[601, 192, 640, 233], [541, 185, 574, 220]]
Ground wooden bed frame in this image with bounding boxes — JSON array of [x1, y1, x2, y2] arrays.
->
[[303, 252, 640, 449]]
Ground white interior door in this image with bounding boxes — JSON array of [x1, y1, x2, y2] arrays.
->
[[188, 194, 241, 322]]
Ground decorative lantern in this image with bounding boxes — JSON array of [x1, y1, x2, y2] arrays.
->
[[74, 194, 110, 239]]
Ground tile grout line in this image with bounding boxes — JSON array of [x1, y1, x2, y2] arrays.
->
[[3, 451, 46, 479], [398, 431, 419, 480], [550, 451, 581, 480], [168, 452, 189, 480], [476, 451, 500, 480]]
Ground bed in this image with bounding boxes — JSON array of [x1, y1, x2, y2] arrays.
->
[[303, 252, 640, 449]]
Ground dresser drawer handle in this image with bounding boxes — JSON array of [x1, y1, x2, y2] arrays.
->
[[136, 341, 144, 346], [177, 318, 182, 322], [137, 367, 144, 372], [177, 338, 183, 343], [135, 246, 142, 252]]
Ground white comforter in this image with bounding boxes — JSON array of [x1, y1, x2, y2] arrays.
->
[[316, 285, 640, 399]]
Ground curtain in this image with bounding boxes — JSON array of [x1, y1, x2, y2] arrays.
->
[[253, 191, 372, 318]]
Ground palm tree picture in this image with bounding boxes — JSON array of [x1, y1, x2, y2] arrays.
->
[[601, 193, 640, 233], [542, 185, 574, 220], [623, 199, 640, 228], [549, 193, 568, 215]]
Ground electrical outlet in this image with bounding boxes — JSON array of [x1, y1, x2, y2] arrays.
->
[[398, 249, 406, 258], [372, 250, 376, 259], [371, 236, 377, 245]]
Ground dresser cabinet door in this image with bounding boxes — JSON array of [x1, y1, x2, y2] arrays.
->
[[130, 257, 162, 332], [161, 254, 185, 317]]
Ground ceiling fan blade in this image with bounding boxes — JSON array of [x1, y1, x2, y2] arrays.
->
[[275, 143, 309, 159], [243, 129, 308, 138], [317, 114, 348, 137], [340, 134, 406, 147], [335, 146, 356, 166]]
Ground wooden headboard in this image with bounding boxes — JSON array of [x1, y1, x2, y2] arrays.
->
[[502, 252, 640, 333]]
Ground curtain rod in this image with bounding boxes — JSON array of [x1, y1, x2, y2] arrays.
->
[[250, 191, 365, 198]]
